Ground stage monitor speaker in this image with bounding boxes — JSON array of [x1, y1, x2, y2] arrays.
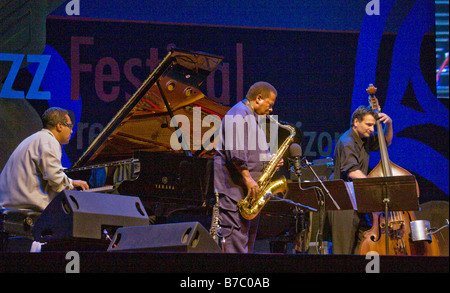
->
[[31, 190, 149, 242], [107, 221, 221, 253]]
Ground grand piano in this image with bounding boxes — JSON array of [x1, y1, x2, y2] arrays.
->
[[66, 48, 307, 250], [66, 48, 229, 226]]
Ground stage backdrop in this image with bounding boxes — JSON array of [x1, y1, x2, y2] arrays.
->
[[1, 0, 447, 202]]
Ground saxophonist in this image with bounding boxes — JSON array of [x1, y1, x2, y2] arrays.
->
[[214, 81, 283, 253]]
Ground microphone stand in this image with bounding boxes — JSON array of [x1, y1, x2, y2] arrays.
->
[[300, 158, 341, 255]]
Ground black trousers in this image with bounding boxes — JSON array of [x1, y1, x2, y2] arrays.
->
[[327, 210, 371, 254]]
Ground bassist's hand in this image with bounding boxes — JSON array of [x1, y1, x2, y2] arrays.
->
[[378, 112, 392, 126]]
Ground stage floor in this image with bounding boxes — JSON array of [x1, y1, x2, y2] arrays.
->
[[1, 251, 448, 274]]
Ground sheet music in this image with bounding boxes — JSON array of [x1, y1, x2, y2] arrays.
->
[[344, 181, 357, 211]]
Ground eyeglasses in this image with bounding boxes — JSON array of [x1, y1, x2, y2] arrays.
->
[[60, 122, 74, 130]]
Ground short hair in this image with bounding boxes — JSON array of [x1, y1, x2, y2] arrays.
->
[[246, 81, 277, 101], [42, 107, 69, 129], [350, 105, 378, 127]]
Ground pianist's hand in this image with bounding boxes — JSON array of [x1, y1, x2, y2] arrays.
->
[[73, 180, 90, 191]]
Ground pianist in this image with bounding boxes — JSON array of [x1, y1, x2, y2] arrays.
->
[[0, 107, 89, 212]]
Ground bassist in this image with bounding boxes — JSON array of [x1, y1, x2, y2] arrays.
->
[[329, 105, 393, 254]]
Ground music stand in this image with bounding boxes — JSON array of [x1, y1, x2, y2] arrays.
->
[[285, 179, 354, 254], [286, 180, 355, 211], [350, 175, 419, 254]]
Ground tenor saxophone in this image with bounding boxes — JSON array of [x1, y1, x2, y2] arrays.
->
[[237, 115, 296, 220]]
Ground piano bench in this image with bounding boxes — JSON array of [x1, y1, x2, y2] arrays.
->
[[0, 208, 41, 252]]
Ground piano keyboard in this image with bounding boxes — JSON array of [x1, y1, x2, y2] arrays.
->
[[83, 185, 115, 193]]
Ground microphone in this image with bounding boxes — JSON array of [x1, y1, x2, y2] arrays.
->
[[289, 143, 302, 178]]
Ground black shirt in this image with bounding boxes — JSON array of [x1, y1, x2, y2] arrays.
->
[[332, 128, 380, 181]]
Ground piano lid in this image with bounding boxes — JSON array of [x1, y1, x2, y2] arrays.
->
[[72, 48, 229, 168]]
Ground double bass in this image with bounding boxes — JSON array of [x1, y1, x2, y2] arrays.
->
[[358, 84, 440, 256]]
